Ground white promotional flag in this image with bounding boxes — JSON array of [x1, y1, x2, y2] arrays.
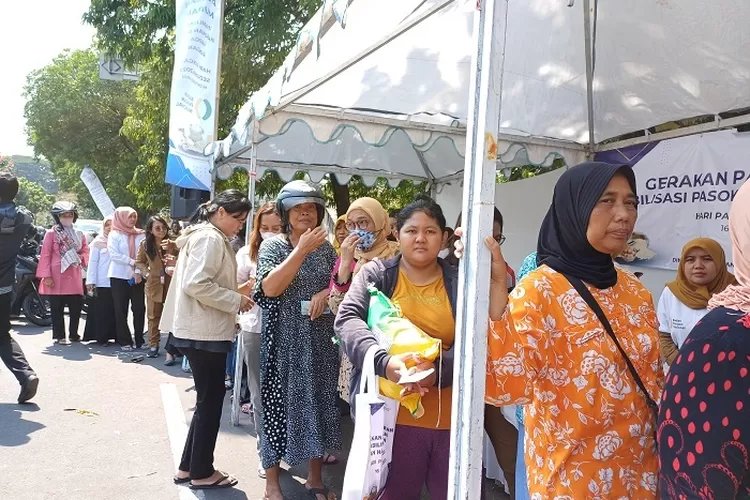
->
[[164, 0, 223, 191], [79, 166, 116, 218]]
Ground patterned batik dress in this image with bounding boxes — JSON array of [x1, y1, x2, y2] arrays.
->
[[487, 265, 663, 499], [254, 236, 342, 468]]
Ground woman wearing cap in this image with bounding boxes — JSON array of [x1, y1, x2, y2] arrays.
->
[[473, 162, 662, 498], [254, 180, 340, 500], [657, 238, 735, 367], [37, 201, 89, 344]]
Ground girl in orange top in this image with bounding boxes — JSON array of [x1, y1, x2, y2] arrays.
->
[[479, 162, 663, 499]]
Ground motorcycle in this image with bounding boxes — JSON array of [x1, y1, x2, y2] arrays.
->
[[10, 226, 52, 326]]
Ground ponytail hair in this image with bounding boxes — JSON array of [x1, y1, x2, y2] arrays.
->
[[189, 189, 251, 224]]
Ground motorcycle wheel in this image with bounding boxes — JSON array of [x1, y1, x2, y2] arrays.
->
[[23, 292, 52, 326]]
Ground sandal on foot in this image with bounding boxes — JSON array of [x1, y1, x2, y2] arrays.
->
[[172, 475, 190, 484], [189, 472, 238, 490], [306, 486, 335, 500], [322, 453, 338, 465]]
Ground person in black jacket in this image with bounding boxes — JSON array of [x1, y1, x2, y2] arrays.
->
[[0, 172, 39, 403], [335, 195, 456, 499]]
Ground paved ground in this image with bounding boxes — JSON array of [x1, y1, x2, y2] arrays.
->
[[1, 314, 510, 500]]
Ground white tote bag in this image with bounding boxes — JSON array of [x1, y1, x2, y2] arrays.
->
[[342, 345, 398, 500]]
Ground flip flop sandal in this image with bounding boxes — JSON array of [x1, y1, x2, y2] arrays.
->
[[189, 472, 238, 490], [241, 403, 253, 414], [173, 476, 190, 484]]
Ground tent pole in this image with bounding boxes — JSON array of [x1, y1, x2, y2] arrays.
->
[[448, 0, 505, 498], [583, 0, 596, 151], [247, 119, 259, 237]]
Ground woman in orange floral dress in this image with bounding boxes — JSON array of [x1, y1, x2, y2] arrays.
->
[[480, 162, 663, 499]]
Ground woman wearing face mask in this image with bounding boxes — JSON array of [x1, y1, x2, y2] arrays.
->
[[163, 189, 253, 490], [83, 217, 116, 345], [657, 238, 735, 366], [254, 181, 341, 500], [235, 202, 282, 479], [108, 207, 146, 350], [477, 162, 662, 498], [328, 197, 400, 405], [135, 215, 179, 358], [37, 201, 89, 345]]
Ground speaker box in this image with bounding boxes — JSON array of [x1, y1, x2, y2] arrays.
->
[[170, 185, 210, 220]]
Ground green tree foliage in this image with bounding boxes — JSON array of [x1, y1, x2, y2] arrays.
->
[[84, 0, 321, 212], [1, 156, 53, 224], [23, 49, 140, 216], [83, 1, 430, 214], [16, 177, 54, 226]]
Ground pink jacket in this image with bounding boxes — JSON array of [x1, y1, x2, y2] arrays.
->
[[36, 229, 89, 296]]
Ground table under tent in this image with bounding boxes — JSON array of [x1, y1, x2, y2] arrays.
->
[[213, 0, 750, 497]]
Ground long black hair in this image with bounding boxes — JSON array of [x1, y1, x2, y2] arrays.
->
[[144, 215, 170, 260], [189, 189, 251, 225]]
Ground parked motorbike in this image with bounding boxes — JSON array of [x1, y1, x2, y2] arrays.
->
[[10, 225, 52, 326]]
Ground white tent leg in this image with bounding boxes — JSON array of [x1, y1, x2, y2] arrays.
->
[[448, 1, 506, 498]]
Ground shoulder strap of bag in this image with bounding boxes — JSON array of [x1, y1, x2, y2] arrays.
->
[[359, 345, 380, 396], [563, 274, 659, 418]]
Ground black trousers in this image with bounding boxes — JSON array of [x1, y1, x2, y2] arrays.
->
[[82, 288, 117, 343], [0, 292, 35, 384], [178, 348, 228, 479], [164, 333, 181, 357], [48, 294, 84, 340], [110, 278, 145, 347]]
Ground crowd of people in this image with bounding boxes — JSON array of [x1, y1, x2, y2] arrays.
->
[[2, 160, 750, 499]]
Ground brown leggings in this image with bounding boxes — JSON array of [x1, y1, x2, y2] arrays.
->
[[146, 299, 164, 348]]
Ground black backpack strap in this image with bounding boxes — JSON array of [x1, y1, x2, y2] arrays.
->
[[563, 274, 659, 419]]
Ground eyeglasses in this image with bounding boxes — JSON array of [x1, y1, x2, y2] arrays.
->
[[345, 219, 372, 231], [493, 234, 506, 245]]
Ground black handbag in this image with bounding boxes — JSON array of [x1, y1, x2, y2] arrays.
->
[[563, 274, 659, 421]]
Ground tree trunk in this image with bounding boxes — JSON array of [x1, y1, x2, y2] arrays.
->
[[329, 174, 350, 216]]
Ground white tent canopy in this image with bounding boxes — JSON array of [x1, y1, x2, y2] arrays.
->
[[213, 0, 750, 186]]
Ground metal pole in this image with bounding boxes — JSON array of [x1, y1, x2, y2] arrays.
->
[[209, 0, 226, 198], [583, 0, 596, 150], [448, 0, 506, 498]]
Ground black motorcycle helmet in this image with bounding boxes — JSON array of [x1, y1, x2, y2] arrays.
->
[[50, 201, 79, 226], [275, 180, 326, 232]]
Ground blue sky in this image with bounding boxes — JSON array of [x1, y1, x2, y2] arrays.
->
[[0, 0, 95, 156]]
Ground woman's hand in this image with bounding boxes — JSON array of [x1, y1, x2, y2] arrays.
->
[[339, 233, 360, 264], [239, 295, 254, 313], [133, 273, 143, 285], [237, 278, 254, 296], [86, 284, 95, 294], [43, 277, 54, 288], [297, 227, 328, 255], [454, 227, 508, 320], [386, 354, 437, 396], [308, 288, 330, 320]]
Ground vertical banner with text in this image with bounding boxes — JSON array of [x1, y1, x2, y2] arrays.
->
[[165, 0, 223, 190]]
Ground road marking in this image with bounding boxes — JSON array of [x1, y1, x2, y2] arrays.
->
[[160, 383, 204, 500]]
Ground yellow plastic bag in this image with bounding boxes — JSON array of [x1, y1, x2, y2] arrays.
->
[[367, 285, 441, 418]]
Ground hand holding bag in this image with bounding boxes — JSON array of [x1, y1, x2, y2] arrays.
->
[[342, 345, 399, 500]]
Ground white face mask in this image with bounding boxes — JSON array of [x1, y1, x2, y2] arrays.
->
[[438, 248, 450, 259], [260, 231, 277, 241], [60, 217, 74, 228]]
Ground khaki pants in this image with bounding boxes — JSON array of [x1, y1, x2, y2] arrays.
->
[[146, 299, 163, 349]]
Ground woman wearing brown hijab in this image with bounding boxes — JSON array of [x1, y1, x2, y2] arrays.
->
[[657, 237, 735, 365]]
